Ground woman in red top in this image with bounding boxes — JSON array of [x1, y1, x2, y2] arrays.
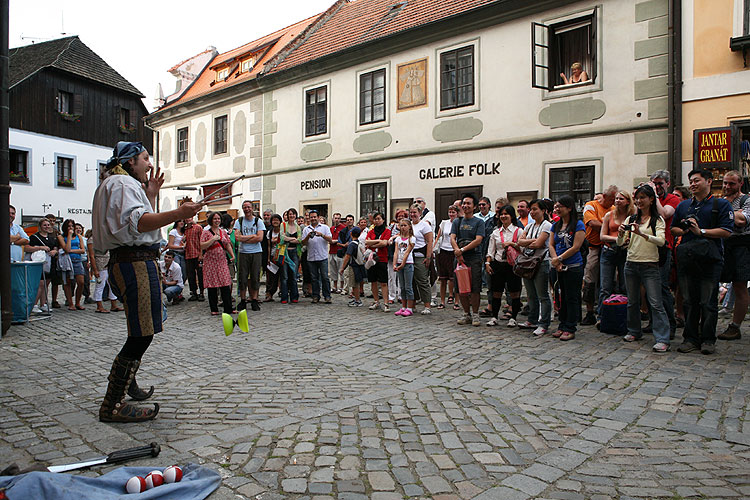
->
[[365, 213, 392, 312], [200, 212, 236, 315]]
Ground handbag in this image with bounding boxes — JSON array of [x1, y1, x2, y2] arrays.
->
[[512, 222, 546, 279], [455, 263, 471, 295], [500, 227, 520, 266]]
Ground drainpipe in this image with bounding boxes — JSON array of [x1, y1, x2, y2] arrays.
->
[[668, 0, 683, 184], [0, 0, 11, 336]]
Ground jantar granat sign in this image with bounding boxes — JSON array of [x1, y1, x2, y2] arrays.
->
[[694, 127, 732, 169]]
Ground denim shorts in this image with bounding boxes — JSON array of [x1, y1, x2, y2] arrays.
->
[[71, 260, 85, 276]]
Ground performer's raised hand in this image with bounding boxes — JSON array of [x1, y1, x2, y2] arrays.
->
[[144, 166, 164, 204], [177, 201, 202, 219]]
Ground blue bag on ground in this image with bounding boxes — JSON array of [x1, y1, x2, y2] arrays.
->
[[600, 294, 628, 335], [0, 463, 220, 500]]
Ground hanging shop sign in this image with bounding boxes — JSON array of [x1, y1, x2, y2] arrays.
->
[[694, 127, 732, 169], [419, 162, 501, 180]]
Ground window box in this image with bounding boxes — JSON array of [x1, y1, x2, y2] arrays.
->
[[57, 178, 75, 188], [119, 124, 136, 134], [10, 172, 29, 183], [59, 112, 81, 122]]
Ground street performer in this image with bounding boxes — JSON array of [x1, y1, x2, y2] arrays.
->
[[93, 142, 201, 422]]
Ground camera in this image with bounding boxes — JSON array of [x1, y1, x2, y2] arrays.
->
[[675, 215, 697, 231], [624, 223, 637, 232]]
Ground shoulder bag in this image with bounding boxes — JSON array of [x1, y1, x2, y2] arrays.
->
[[513, 223, 546, 279]]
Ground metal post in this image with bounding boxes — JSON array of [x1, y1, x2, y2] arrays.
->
[[0, 0, 11, 337]]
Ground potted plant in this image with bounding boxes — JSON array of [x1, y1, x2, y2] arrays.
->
[[119, 123, 136, 134], [58, 178, 74, 187], [59, 111, 81, 122]]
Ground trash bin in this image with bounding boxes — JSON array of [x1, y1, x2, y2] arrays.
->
[[11, 261, 44, 324]]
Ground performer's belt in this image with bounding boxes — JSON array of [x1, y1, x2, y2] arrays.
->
[[110, 244, 160, 263]]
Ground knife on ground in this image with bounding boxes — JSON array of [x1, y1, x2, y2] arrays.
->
[[47, 442, 161, 473]]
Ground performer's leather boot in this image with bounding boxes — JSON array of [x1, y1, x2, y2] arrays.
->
[[127, 363, 154, 401], [99, 356, 159, 423]]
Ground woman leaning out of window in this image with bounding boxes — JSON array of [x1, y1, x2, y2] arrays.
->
[[617, 184, 670, 352]]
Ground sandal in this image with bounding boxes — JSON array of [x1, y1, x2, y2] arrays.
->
[[95, 309, 110, 314], [110, 306, 124, 312], [211, 312, 220, 316], [437, 304, 445, 310], [447, 297, 454, 304], [453, 303, 461, 311], [560, 331, 575, 341], [68, 306, 77, 311], [502, 312, 513, 320], [75, 305, 85, 310]]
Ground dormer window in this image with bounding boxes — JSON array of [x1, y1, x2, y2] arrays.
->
[[216, 68, 229, 81], [241, 57, 256, 73]]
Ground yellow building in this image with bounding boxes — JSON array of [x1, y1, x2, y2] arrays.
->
[[682, 0, 750, 187]]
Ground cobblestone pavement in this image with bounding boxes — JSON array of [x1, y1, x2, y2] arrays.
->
[[2, 292, 750, 499]]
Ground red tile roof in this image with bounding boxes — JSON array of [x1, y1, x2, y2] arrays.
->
[[264, 0, 501, 75], [160, 14, 318, 109]]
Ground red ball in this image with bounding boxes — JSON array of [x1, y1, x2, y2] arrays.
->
[[125, 475, 146, 494], [145, 470, 164, 489], [163, 465, 183, 483]]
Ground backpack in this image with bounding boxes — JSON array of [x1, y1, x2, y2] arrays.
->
[[354, 240, 366, 266]]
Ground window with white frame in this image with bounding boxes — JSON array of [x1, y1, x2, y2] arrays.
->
[[57, 156, 75, 188], [241, 57, 256, 73], [548, 166, 594, 212], [440, 46, 475, 111], [216, 68, 229, 81], [10, 149, 29, 183], [305, 86, 328, 137], [360, 69, 386, 125], [177, 127, 189, 163], [532, 10, 598, 91], [214, 115, 228, 155]]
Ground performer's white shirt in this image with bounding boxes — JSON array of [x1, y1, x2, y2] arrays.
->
[[160, 260, 184, 288], [92, 174, 162, 253]]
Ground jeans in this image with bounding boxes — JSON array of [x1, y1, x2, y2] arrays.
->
[[280, 252, 299, 302], [656, 250, 676, 331], [557, 265, 583, 333], [678, 261, 722, 346], [624, 261, 670, 343], [308, 259, 331, 299], [173, 252, 187, 285], [598, 246, 626, 315], [397, 263, 414, 301], [164, 285, 183, 302], [523, 260, 551, 328]]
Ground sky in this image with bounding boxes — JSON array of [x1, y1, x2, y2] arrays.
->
[[10, 0, 334, 111]]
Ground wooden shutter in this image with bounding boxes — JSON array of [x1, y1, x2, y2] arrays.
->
[[531, 22, 551, 90], [589, 10, 598, 84], [73, 94, 83, 115]]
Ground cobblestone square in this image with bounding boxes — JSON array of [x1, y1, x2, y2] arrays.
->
[[2, 296, 750, 499]]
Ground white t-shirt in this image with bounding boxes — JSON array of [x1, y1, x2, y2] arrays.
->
[[169, 229, 184, 250], [522, 219, 553, 261], [412, 220, 432, 257], [438, 219, 454, 251], [396, 236, 416, 264], [301, 223, 332, 261]]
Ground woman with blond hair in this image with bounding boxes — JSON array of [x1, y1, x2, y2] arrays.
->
[[599, 190, 636, 313]]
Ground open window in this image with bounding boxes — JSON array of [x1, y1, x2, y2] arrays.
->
[[532, 10, 597, 91]]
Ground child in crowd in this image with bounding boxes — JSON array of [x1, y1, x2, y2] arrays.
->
[[340, 227, 365, 307], [393, 218, 416, 316]]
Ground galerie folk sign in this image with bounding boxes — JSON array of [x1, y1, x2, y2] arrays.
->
[[694, 127, 732, 168]]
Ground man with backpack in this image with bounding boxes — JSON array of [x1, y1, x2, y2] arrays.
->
[[234, 200, 266, 311], [717, 171, 750, 341], [672, 169, 733, 354], [340, 226, 365, 306]]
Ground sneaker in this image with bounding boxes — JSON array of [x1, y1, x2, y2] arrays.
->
[[420, 308, 432, 315], [381, 304, 390, 313], [369, 302, 380, 310], [395, 308, 405, 316], [324, 297, 332, 304], [348, 300, 363, 307], [281, 300, 288, 304], [197, 294, 206, 302], [311, 297, 320, 304], [251, 300, 261, 311], [472, 314, 481, 327], [188, 294, 199, 302], [402, 309, 413, 317], [507, 318, 517, 327], [652, 342, 670, 352], [457, 314, 472, 325], [340, 289, 348, 295], [700, 343, 716, 355], [623, 334, 641, 342], [581, 312, 596, 325], [291, 299, 299, 303], [430, 300, 438, 307], [31, 305, 42, 314], [486, 318, 498, 326], [41, 304, 51, 313], [532, 326, 548, 336], [718, 307, 731, 316], [677, 342, 698, 353], [237, 300, 247, 311], [517, 321, 536, 329], [718, 324, 741, 340]]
